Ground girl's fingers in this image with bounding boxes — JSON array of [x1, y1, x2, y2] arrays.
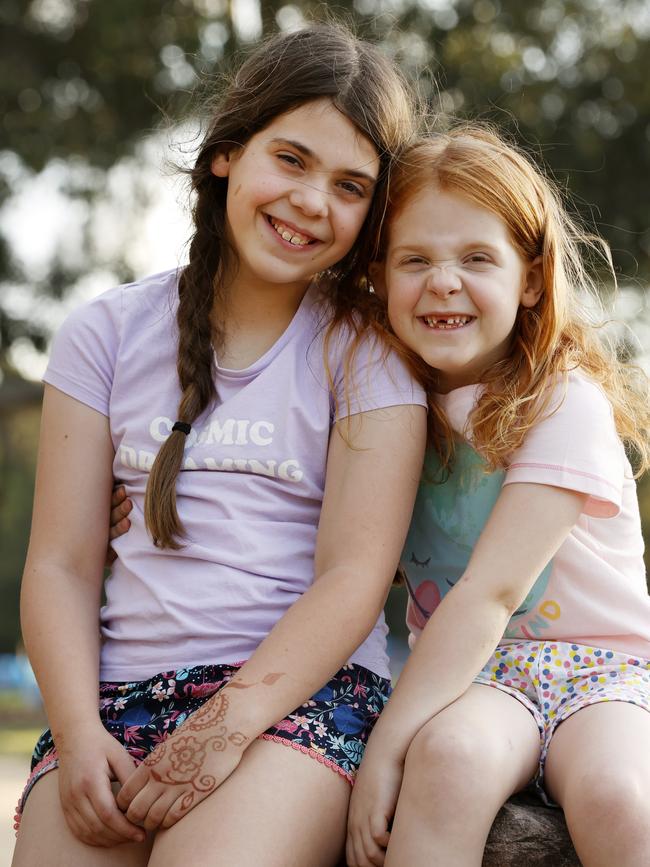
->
[[108, 743, 138, 787], [369, 814, 391, 848], [160, 789, 196, 829], [108, 517, 131, 542], [72, 799, 129, 847], [141, 789, 181, 832], [124, 781, 165, 826], [347, 827, 378, 867], [345, 833, 360, 867], [363, 833, 386, 866], [110, 486, 127, 508], [115, 764, 146, 812], [86, 778, 146, 844], [109, 492, 132, 524]]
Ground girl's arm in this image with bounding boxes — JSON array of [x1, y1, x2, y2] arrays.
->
[[347, 480, 587, 867], [21, 385, 145, 847], [116, 403, 428, 830]]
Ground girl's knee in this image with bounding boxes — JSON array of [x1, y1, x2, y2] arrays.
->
[[565, 767, 650, 822], [402, 718, 499, 800]]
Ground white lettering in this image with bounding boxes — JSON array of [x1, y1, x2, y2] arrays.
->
[[235, 419, 250, 445], [250, 421, 274, 446], [119, 445, 156, 472], [138, 450, 156, 471], [199, 419, 237, 446], [204, 457, 235, 471], [150, 416, 173, 442], [278, 460, 303, 482], [119, 445, 138, 468], [202, 456, 302, 482], [247, 460, 278, 478]]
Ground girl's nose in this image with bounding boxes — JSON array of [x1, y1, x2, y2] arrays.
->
[[288, 182, 328, 218], [426, 264, 462, 297]]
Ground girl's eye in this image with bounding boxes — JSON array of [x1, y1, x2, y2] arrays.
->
[[277, 153, 303, 168], [338, 180, 365, 197], [465, 253, 491, 264], [400, 256, 428, 266]]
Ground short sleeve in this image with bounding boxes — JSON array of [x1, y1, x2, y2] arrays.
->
[[503, 373, 625, 517], [43, 290, 122, 417], [329, 326, 427, 421]]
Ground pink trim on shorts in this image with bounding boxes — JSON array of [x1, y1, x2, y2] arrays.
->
[[14, 730, 355, 836], [258, 733, 354, 784], [14, 748, 60, 833]]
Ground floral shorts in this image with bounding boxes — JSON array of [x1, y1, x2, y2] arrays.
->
[[474, 641, 650, 802], [15, 662, 390, 832]]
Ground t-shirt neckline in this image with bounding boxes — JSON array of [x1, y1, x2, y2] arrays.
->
[[213, 282, 317, 379]]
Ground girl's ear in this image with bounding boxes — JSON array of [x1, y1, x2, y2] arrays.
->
[[211, 149, 235, 178], [521, 256, 544, 308], [369, 261, 387, 301]]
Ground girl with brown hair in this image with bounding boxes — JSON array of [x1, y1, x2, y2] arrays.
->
[[13, 24, 428, 867]]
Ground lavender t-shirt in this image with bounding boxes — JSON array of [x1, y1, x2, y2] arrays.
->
[[44, 270, 426, 681]]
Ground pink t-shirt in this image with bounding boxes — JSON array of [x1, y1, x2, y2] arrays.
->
[[401, 372, 650, 658], [44, 269, 427, 681]]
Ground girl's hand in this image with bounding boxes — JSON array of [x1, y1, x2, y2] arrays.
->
[[57, 725, 146, 848], [106, 485, 132, 565], [116, 689, 249, 831], [346, 752, 404, 867]]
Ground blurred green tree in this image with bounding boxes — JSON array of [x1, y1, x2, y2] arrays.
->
[[1, 0, 648, 366]]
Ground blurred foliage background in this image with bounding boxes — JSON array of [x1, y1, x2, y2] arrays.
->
[[0, 0, 649, 651]]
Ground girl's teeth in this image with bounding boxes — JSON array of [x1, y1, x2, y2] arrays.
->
[[423, 315, 472, 328], [271, 220, 311, 246]]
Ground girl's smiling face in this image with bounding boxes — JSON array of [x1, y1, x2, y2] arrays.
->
[[383, 186, 542, 392], [211, 98, 380, 297]]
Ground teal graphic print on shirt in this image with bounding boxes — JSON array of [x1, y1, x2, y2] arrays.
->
[[401, 441, 553, 636]]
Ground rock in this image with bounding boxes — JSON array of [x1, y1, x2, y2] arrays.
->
[[337, 790, 580, 866], [483, 790, 580, 866]]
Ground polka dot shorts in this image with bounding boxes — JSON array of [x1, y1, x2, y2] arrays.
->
[[474, 641, 650, 802]]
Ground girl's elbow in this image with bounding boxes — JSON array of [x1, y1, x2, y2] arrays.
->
[[457, 572, 520, 620], [494, 586, 526, 619]]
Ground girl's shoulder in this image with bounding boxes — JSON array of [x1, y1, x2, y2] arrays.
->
[[74, 268, 179, 324], [506, 369, 626, 518], [305, 291, 427, 418], [52, 269, 180, 356], [544, 369, 615, 427], [44, 270, 181, 415]]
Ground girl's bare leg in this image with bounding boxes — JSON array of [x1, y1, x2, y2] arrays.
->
[[148, 737, 350, 867], [385, 683, 541, 867], [12, 771, 153, 867], [545, 701, 650, 867]]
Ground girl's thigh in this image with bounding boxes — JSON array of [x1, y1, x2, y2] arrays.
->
[[149, 737, 350, 867], [544, 700, 650, 806], [12, 770, 152, 867]]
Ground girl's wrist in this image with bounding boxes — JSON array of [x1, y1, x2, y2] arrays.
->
[[184, 686, 258, 752], [365, 718, 410, 763], [51, 718, 110, 754]]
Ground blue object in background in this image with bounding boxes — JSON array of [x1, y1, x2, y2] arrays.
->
[[0, 654, 41, 708]]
